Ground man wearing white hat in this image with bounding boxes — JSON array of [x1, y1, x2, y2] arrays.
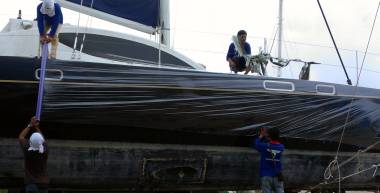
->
[[19, 116, 49, 193], [37, 0, 63, 59]]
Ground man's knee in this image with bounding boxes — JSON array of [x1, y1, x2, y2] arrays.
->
[[51, 36, 59, 45]]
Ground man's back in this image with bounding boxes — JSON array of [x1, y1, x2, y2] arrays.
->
[[20, 139, 49, 188], [253, 127, 285, 193], [254, 138, 284, 177]]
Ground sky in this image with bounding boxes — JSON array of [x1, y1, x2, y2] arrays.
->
[[0, 0, 379, 88]]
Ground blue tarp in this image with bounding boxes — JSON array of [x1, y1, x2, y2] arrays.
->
[[66, 0, 159, 28]]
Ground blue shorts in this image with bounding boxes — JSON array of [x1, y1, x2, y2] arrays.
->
[[232, 56, 246, 72], [261, 176, 284, 193]]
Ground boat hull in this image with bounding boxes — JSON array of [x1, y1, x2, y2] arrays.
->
[[1, 56, 380, 150]]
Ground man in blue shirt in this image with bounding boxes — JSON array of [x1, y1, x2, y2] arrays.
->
[[226, 30, 252, 74], [253, 127, 285, 193], [37, 0, 63, 59]]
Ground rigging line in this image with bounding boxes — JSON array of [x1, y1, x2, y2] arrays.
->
[[317, 0, 352, 85], [78, 0, 94, 60], [284, 17, 301, 61], [282, 30, 294, 77], [269, 26, 278, 54], [71, 0, 84, 59], [318, 62, 380, 75], [333, 164, 380, 184], [2, 33, 380, 56], [174, 27, 380, 55], [336, 0, 380, 157], [267, 22, 278, 53], [282, 39, 380, 54], [323, 140, 380, 182], [339, 141, 380, 169], [171, 0, 180, 49], [356, 0, 380, 86], [312, 163, 380, 190], [332, 78, 359, 193], [321, 2, 380, 191]]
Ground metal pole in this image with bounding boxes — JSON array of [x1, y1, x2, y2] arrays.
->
[[160, 0, 170, 46], [355, 50, 358, 85], [264, 38, 268, 76], [264, 38, 268, 53], [36, 44, 49, 120], [158, 28, 161, 68], [277, 0, 283, 78], [317, 0, 352, 85]]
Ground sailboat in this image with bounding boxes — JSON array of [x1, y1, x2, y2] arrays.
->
[[2, 0, 380, 191], [1, 0, 380, 152]]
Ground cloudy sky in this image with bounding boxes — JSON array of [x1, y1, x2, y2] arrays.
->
[[1, 0, 379, 88]]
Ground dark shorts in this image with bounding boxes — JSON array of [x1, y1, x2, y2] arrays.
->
[[232, 56, 246, 72]]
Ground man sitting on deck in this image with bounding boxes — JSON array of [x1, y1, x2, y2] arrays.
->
[[226, 30, 252, 75], [37, 0, 63, 59]]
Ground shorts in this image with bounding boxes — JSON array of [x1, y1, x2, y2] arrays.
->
[[232, 56, 247, 72]]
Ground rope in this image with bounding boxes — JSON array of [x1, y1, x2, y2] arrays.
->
[[77, 0, 94, 60], [334, 0, 380, 165], [324, 158, 338, 180], [322, 140, 380, 187], [313, 163, 380, 191], [35, 44, 49, 120], [319, 1, 380, 191], [71, 0, 84, 59], [269, 26, 278, 55], [338, 141, 380, 169], [356, 0, 380, 86], [340, 164, 380, 182]]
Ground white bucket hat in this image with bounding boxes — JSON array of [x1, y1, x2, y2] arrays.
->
[[28, 132, 45, 153], [40, 0, 56, 17]]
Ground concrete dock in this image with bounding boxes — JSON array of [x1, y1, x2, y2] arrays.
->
[[1, 138, 379, 192]]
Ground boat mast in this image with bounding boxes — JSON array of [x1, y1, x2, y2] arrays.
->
[[277, 0, 283, 77], [160, 0, 170, 47]]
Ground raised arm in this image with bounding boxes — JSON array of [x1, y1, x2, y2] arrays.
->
[[18, 116, 41, 140], [18, 125, 31, 140], [253, 128, 268, 152]]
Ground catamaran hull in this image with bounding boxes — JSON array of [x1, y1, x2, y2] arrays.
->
[[1, 56, 380, 150]]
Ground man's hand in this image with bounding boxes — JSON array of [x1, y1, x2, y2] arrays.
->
[[244, 65, 252, 75], [40, 35, 47, 44], [46, 35, 53, 43], [259, 128, 267, 139], [29, 116, 40, 128]]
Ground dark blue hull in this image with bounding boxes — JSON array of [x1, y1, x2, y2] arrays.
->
[[1, 56, 380, 151]]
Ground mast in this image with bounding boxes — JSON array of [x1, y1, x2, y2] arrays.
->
[[159, 0, 170, 46], [277, 0, 283, 77]]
